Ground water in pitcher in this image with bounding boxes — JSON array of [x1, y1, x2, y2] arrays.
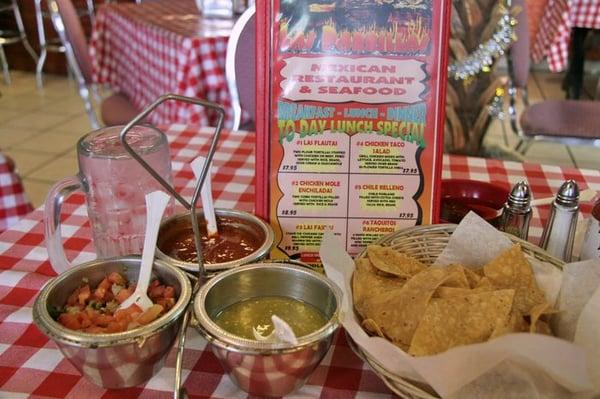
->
[[79, 127, 173, 258]]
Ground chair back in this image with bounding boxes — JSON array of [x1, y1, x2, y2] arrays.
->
[[48, 0, 93, 84], [226, 6, 255, 130], [508, 0, 530, 90]]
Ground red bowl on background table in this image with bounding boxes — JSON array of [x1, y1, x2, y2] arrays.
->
[[440, 179, 510, 226]]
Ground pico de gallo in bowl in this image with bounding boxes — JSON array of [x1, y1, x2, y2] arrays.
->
[[55, 271, 177, 334], [33, 256, 192, 388]]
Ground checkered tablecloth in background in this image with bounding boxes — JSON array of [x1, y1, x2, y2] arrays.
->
[[1, 125, 600, 397], [0, 152, 33, 234], [532, 0, 600, 72], [90, 0, 238, 128]]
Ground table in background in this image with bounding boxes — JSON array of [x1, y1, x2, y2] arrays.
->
[[90, 0, 237, 127], [532, 0, 600, 72], [1, 125, 600, 397]]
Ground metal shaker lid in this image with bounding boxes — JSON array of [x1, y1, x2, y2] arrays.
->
[[555, 180, 579, 207], [507, 181, 531, 210]]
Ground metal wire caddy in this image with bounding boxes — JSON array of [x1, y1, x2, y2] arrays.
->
[[349, 223, 565, 399]]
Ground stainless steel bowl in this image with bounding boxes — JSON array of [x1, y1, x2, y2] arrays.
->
[[193, 263, 342, 397], [156, 209, 274, 274], [32, 256, 192, 389]]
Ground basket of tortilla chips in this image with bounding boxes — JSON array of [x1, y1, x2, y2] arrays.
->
[[348, 223, 565, 399]]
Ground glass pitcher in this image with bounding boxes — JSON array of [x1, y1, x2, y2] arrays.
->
[[44, 125, 173, 274]]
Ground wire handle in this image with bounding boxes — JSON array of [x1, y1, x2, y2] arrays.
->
[[117, 94, 226, 399], [119, 93, 225, 280]]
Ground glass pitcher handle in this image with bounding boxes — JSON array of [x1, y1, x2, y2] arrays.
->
[[44, 176, 82, 274]]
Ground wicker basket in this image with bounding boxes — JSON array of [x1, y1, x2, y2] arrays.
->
[[348, 224, 565, 399]]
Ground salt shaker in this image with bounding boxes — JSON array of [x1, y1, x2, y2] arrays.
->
[[579, 198, 600, 260], [498, 181, 532, 240], [539, 180, 579, 261]]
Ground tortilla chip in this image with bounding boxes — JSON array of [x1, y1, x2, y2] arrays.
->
[[409, 289, 515, 356], [364, 267, 455, 347], [441, 264, 470, 288], [476, 277, 494, 290], [529, 303, 557, 334], [463, 267, 484, 288], [490, 311, 528, 338], [367, 245, 426, 278], [362, 318, 385, 337], [435, 285, 492, 299], [483, 245, 547, 315], [533, 320, 553, 335], [352, 258, 405, 318]]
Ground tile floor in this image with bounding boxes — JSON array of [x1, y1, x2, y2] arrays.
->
[[1, 69, 600, 209]]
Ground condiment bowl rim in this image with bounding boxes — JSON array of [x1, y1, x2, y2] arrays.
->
[[32, 256, 192, 348], [156, 208, 274, 272], [193, 262, 342, 354]]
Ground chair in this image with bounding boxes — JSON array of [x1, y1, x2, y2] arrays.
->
[[225, 5, 255, 131], [47, 0, 140, 129], [34, 0, 95, 88], [507, 0, 600, 158], [0, 0, 38, 85]]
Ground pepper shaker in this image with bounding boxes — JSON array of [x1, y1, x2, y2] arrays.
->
[[539, 180, 580, 261], [498, 181, 532, 240]]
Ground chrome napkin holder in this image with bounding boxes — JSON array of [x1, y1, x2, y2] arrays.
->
[[118, 94, 225, 399]]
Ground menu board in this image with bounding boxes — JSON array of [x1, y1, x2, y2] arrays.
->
[[256, 0, 451, 264]]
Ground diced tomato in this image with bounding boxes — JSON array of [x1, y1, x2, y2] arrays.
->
[[114, 309, 130, 322], [94, 286, 107, 301], [94, 314, 115, 327], [108, 272, 126, 286], [156, 297, 175, 311], [163, 286, 175, 299], [148, 279, 160, 290], [115, 287, 133, 304], [78, 311, 92, 329], [106, 319, 128, 333], [148, 284, 165, 300], [78, 285, 91, 306], [59, 312, 82, 330], [85, 308, 100, 321], [104, 290, 115, 303], [59, 272, 178, 334], [114, 304, 141, 321], [98, 278, 111, 291], [66, 287, 80, 306]]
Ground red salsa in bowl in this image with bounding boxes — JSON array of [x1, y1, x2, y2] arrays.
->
[[440, 179, 510, 226], [160, 216, 264, 264], [156, 209, 274, 273]]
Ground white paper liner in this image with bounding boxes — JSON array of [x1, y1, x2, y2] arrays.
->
[[320, 212, 599, 398]]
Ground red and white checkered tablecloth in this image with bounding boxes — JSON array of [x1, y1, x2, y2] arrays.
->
[[0, 152, 33, 234], [90, 0, 239, 128], [1, 124, 600, 397], [532, 0, 600, 72]]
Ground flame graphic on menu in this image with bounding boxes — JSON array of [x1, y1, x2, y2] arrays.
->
[[280, 17, 430, 54]]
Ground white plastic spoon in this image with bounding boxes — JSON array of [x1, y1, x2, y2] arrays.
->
[[531, 188, 596, 206], [253, 315, 298, 345], [119, 190, 171, 311], [191, 156, 218, 237]]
